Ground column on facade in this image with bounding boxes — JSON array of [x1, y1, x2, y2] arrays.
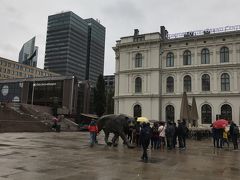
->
[[176, 73, 181, 94], [115, 74, 119, 96], [145, 73, 147, 93], [194, 47, 197, 66], [115, 57, 119, 73], [232, 43, 236, 64], [213, 45, 216, 65], [176, 49, 180, 68], [194, 72, 199, 93], [128, 52, 131, 70], [213, 71, 218, 93], [146, 50, 150, 68], [128, 74, 131, 93], [236, 44, 240, 64], [233, 70, 238, 92]]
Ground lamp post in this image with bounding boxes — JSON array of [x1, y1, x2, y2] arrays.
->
[[31, 82, 35, 105]]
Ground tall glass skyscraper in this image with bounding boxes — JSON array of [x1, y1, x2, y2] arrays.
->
[[44, 11, 105, 83], [19, 37, 38, 67]]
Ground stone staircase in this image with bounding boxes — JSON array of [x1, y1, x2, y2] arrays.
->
[[0, 104, 51, 133], [0, 103, 80, 133]]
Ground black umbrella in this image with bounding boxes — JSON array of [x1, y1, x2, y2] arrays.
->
[[180, 92, 190, 126], [189, 97, 199, 127]]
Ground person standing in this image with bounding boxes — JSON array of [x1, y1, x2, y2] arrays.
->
[[151, 122, 159, 149], [158, 122, 166, 149], [222, 128, 229, 148], [182, 119, 189, 149], [230, 122, 239, 150], [135, 122, 141, 147], [127, 124, 134, 144], [165, 121, 175, 150], [210, 124, 217, 147], [177, 120, 184, 149], [52, 116, 61, 132], [173, 122, 177, 149], [140, 123, 151, 162], [88, 120, 98, 147]]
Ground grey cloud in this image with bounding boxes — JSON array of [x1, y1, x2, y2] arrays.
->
[[0, 44, 19, 59], [102, 0, 145, 23]]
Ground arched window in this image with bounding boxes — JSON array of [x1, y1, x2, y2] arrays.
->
[[221, 104, 232, 121], [135, 77, 142, 93], [220, 47, 229, 63], [201, 48, 210, 64], [166, 76, 174, 93], [202, 74, 210, 91], [134, 104, 142, 118], [201, 104, 212, 124], [221, 73, 230, 91], [184, 75, 191, 92], [135, 53, 142, 68], [166, 105, 175, 122], [183, 50, 191, 65], [166, 52, 174, 67]]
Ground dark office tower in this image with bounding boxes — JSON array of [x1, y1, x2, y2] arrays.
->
[[44, 12, 105, 83], [44, 12, 88, 80], [84, 18, 105, 83]]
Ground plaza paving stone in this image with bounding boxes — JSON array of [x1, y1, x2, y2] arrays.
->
[[0, 132, 239, 180]]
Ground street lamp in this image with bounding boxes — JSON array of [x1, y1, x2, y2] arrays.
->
[[31, 82, 35, 105]]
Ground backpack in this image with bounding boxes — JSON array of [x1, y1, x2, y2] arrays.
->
[[233, 126, 239, 135]]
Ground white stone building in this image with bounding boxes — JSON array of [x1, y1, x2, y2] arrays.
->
[[113, 26, 240, 126]]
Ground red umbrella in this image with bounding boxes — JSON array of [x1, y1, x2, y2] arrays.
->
[[213, 119, 228, 129]]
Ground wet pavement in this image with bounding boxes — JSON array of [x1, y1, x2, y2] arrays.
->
[[0, 132, 239, 180]]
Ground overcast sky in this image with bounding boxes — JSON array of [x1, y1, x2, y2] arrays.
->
[[1, 0, 240, 75]]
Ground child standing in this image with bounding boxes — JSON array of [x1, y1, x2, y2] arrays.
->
[[88, 120, 98, 147], [222, 128, 229, 148]]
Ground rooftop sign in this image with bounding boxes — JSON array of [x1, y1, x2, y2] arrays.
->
[[33, 83, 56, 87], [167, 25, 240, 39]]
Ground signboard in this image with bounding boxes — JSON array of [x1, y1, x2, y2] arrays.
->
[[33, 83, 56, 87]]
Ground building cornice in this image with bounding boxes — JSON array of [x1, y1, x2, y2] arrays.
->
[[116, 39, 161, 49], [114, 92, 240, 99], [162, 63, 240, 73], [115, 68, 160, 75], [162, 93, 240, 98], [114, 94, 160, 99], [115, 63, 240, 75]]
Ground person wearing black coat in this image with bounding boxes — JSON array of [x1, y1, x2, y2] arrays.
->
[[140, 123, 152, 162], [177, 120, 189, 149], [173, 122, 177, 149], [165, 121, 175, 150], [211, 127, 217, 147], [230, 122, 239, 150], [177, 120, 184, 149]]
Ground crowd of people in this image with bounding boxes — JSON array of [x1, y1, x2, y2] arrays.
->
[[87, 118, 239, 163], [211, 121, 239, 150], [131, 120, 189, 149], [129, 119, 189, 162]]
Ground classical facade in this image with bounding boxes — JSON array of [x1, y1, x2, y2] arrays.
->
[[113, 26, 240, 126]]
